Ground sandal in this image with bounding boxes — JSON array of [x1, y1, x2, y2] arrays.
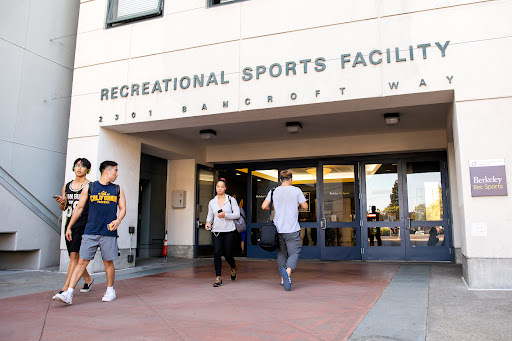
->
[[213, 276, 223, 287], [231, 267, 237, 281]]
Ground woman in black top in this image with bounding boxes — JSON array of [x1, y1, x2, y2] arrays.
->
[[52, 158, 94, 298]]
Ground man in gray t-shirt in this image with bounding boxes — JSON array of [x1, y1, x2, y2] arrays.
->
[[262, 170, 308, 291]]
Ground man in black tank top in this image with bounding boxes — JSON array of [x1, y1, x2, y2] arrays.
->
[[55, 160, 127, 305], [53, 158, 94, 299]]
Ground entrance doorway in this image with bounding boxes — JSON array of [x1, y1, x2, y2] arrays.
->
[[195, 166, 248, 258], [361, 158, 451, 261], [136, 153, 168, 258], [209, 152, 452, 262]]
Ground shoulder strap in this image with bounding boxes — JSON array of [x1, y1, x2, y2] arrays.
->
[[268, 188, 275, 220], [115, 184, 120, 198], [88, 181, 94, 196]]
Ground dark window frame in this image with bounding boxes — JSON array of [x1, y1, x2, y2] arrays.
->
[[106, 0, 164, 28], [208, 0, 248, 8]]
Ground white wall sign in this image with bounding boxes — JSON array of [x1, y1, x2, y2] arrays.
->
[[471, 222, 488, 237]]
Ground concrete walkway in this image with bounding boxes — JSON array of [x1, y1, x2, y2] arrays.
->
[[1, 259, 511, 340]]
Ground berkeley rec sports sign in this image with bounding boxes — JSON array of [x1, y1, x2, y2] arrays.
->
[[469, 159, 508, 197], [99, 41, 451, 101]]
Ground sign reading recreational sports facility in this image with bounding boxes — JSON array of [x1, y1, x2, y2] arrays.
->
[[99, 40, 451, 101]]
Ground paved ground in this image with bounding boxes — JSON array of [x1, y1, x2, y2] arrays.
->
[[1, 259, 511, 340]]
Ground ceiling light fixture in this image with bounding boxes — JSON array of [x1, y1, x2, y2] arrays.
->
[[384, 113, 400, 126], [286, 121, 303, 134], [199, 129, 217, 140]]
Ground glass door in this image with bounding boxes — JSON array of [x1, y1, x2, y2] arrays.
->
[[319, 163, 361, 260], [287, 167, 320, 259], [248, 168, 279, 258], [361, 161, 406, 260], [404, 160, 451, 261]]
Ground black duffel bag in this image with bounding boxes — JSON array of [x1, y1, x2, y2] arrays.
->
[[258, 188, 278, 252]]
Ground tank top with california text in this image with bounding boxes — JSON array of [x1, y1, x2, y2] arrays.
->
[[84, 181, 119, 237]]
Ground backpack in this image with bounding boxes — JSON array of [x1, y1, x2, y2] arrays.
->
[[228, 195, 246, 233], [88, 181, 120, 198], [257, 188, 278, 252]]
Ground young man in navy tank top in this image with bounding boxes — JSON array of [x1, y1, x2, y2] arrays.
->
[[55, 161, 126, 305], [52, 158, 94, 299]]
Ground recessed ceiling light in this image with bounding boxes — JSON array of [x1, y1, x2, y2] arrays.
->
[[384, 113, 400, 126], [286, 121, 302, 134], [199, 129, 217, 140]]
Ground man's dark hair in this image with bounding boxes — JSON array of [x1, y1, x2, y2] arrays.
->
[[99, 160, 118, 173], [73, 157, 91, 170]]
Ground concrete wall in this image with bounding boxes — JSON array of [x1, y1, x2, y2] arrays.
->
[[452, 98, 512, 288], [0, 0, 80, 269], [0, 186, 60, 269]]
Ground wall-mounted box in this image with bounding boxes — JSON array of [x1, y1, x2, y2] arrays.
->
[[172, 190, 186, 208]]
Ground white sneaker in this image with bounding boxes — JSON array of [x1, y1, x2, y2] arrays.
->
[[102, 289, 116, 302], [55, 291, 73, 305], [52, 291, 63, 300]]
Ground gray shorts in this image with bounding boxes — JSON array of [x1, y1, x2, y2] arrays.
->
[[79, 234, 118, 261]]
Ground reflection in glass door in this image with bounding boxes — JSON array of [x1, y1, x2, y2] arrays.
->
[[405, 161, 451, 260], [248, 169, 278, 258], [361, 162, 406, 260], [320, 164, 360, 260], [287, 167, 319, 258]]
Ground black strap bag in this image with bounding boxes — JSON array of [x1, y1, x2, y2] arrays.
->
[[257, 188, 278, 252]]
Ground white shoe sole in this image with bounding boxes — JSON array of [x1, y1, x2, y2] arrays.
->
[[55, 295, 72, 305], [101, 296, 116, 302]]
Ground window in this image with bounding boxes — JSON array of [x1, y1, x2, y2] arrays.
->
[[107, 0, 164, 27], [209, 0, 245, 7]]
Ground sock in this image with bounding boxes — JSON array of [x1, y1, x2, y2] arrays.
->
[[67, 288, 74, 295], [106, 286, 114, 293]]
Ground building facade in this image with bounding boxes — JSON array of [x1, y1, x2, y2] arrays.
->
[[65, 0, 511, 288], [0, 1, 80, 269]]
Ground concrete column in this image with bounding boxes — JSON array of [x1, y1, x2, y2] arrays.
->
[[452, 99, 512, 289], [59, 129, 141, 273], [166, 159, 196, 258]]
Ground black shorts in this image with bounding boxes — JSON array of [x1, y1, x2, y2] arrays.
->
[[66, 226, 86, 254]]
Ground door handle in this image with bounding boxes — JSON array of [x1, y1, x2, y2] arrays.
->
[[321, 218, 327, 230], [405, 217, 411, 230]]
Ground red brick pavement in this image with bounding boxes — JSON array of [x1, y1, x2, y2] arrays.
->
[[0, 261, 399, 340]]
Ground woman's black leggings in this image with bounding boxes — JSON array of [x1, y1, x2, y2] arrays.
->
[[212, 230, 237, 276]]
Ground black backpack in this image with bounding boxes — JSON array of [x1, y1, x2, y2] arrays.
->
[[257, 188, 278, 252]]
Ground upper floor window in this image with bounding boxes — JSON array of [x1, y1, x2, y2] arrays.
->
[[107, 0, 164, 27]]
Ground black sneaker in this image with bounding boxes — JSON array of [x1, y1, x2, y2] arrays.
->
[[80, 278, 94, 293], [231, 267, 237, 281], [213, 277, 223, 287]]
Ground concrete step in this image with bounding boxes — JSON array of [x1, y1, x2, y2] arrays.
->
[[0, 250, 40, 270], [0, 232, 17, 251]]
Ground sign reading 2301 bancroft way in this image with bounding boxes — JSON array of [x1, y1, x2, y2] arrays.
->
[[469, 159, 508, 197]]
